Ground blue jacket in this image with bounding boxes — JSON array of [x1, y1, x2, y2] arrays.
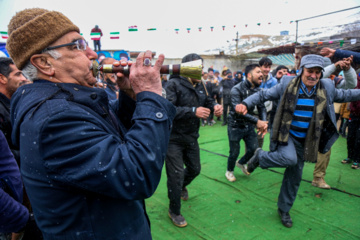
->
[[0, 130, 29, 233], [243, 76, 360, 153], [11, 80, 176, 240]]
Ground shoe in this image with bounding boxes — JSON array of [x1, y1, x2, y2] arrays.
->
[[221, 122, 227, 126], [168, 210, 187, 227], [225, 171, 236, 182], [341, 158, 352, 164], [247, 148, 261, 174], [211, 120, 216, 124], [351, 162, 359, 169], [311, 177, 331, 189], [217, 117, 221, 121], [236, 162, 250, 175], [278, 208, 293, 228], [181, 187, 189, 201]]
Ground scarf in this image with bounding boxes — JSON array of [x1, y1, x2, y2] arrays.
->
[[271, 76, 327, 162]]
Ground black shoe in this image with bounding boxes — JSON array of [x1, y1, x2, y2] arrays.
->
[[278, 208, 293, 228], [247, 148, 261, 174], [181, 187, 189, 201], [221, 122, 227, 126], [217, 117, 221, 121], [168, 210, 187, 227]]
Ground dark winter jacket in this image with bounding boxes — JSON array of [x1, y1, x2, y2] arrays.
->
[[10, 80, 176, 240], [228, 79, 267, 128], [220, 78, 235, 104], [0, 93, 19, 162], [243, 76, 360, 153], [0, 130, 29, 233], [350, 76, 360, 117], [165, 76, 216, 141]]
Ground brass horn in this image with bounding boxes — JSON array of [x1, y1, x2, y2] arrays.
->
[[92, 59, 203, 80]]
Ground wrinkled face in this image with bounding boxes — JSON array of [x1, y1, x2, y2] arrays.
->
[[6, 64, 28, 97], [260, 64, 271, 77], [301, 67, 322, 89], [48, 31, 98, 88], [248, 67, 263, 87]]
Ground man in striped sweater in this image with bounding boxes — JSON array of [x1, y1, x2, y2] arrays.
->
[[235, 54, 360, 228]]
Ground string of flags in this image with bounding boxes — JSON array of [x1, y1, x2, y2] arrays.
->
[[295, 39, 358, 47]]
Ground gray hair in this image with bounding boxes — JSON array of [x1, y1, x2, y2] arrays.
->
[[22, 50, 62, 81]]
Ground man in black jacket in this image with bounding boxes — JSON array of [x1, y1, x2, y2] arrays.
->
[[0, 57, 28, 163], [220, 69, 235, 126], [225, 64, 268, 182], [165, 53, 223, 227]]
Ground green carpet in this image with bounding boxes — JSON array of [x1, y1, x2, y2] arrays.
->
[[146, 121, 360, 239]]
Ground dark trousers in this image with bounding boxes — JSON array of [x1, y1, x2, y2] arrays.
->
[[258, 135, 304, 212], [165, 140, 201, 215], [347, 115, 360, 163], [93, 40, 101, 51], [223, 102, 231, 123], [227, 125, 258, 171]]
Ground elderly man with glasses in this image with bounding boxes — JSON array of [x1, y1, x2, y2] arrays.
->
[[6, 8, 176, 240]]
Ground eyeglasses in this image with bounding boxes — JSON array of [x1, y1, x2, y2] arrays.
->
[[43, 39, 88, 52]]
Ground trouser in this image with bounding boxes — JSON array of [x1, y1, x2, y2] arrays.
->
[[347, 116, 360, 163], [0, 233, 11, 240], [227, 125, 258, 171], [313, 150, 331, 178], [93, 40, 101, 51], [258, 136, 304, 212], [223, 102, 230, 123], [165, 140, 201, 215]]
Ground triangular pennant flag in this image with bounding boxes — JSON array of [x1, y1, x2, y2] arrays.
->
[[268, 22, 271, 25], [318, 41, 323, 45], [233, 25, 236, 28], [198, 27, 202, 32], [279, 22, 282, 24], [147, 28, 156, 31], [80, 33, 83, 36], [222, 26, 225, 31], [0, 31, 8, 39], [309, 42, 314, 46], [187, 28, 191, 33], [128, 26, 138, 32], [257, 23, 261, 26], [90, 32, 101, 40], [210, 26, 214, 32], [110, 32, 120, 39], [351, 39, 357, 44], [175, 28, 179, 34], [329, 41, 333, 44], [340, 40, 344, 47], [290, 21, 294, 24], [245, 24, 248, 28]]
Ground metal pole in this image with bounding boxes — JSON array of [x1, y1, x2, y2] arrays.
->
[[295, 20, 298, 44]]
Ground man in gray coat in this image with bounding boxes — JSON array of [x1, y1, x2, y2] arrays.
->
[[236, 54, 360, 228]]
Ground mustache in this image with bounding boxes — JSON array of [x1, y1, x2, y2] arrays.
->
[[307, 77, 317, 81]]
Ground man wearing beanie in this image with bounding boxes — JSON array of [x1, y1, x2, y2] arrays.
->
[[236, 54, 360, 228], [7, 8, 176, 240]]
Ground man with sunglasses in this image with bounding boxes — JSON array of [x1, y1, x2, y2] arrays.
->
[[6, 8, 176, 240]]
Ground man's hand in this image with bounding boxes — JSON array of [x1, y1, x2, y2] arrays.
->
[[320, 47, 336, 58], [256, 120, 268, 138], [235, 104, 248, 115], [114, 50, 163, 99], [214, 104, 223, 117], [195, 107, 211, 119]]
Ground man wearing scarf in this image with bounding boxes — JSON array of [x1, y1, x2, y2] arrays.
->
[[235, 54, 360, 228]]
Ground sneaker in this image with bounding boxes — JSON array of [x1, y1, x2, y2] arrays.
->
[[168, 210, 187, 227], [181, 187, 189, 201], [311, 177, 331, 189], [351, 162, 359, 169], [225, 171, 236, 182], [247, 148, 262, 174], [211, 120, 216, 124], [341, 158, 352, 164], [236, 162, 250, 175]]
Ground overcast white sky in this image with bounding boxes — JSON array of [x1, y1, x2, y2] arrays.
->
[[0, 0, 359, 58]]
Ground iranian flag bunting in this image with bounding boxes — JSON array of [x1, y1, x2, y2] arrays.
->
[[110, 32, 120, 39], [147, 28, 156, 31], [128, 26, 138, 32], [90, 32, 101, 40], [1, 31, 8, 39]]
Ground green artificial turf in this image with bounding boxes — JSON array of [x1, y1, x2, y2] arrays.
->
[[147, 121, 360, 240]]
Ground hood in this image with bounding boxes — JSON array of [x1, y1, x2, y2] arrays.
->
[[11, 80, 109, 147]]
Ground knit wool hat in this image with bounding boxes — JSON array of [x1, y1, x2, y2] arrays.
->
[[6, 8, 80, 70]]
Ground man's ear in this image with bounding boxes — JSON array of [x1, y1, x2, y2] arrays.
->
[[0, 73, 8, 85], [30, 54, 55, 77]]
